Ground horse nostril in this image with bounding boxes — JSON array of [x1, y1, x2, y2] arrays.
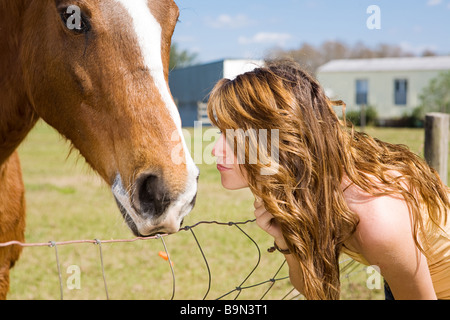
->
[[138, 174, 171, 219]]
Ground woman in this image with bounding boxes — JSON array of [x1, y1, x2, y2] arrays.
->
[[208, 60, 450, 300]]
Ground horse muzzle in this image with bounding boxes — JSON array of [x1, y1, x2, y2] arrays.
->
[[111, 172, 198, 237]]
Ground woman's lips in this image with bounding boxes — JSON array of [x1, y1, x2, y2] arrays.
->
[[217, 164, 232, 172]]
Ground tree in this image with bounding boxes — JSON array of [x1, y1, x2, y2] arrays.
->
[[418, 70, 450, 115], [170, 43, 198, 70], [266, 42, 326, 75], [265, 41, 417, 75]]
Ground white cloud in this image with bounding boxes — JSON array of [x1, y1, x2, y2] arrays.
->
[[238, 32, 293, 47], [427, 0, 450, 8], [427, 0, 442, 6], [205, 14, 254, 29]]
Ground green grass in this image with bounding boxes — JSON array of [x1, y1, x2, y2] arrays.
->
[[9, 121, 292, 300], [365, 126, 450, 184], [8, 122, 445, 300]]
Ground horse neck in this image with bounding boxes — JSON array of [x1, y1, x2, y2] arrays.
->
[[0, 0, 27, 52], [0, 0, 38, 165]]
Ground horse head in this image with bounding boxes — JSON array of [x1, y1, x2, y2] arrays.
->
[[20, 0, 199, 236]]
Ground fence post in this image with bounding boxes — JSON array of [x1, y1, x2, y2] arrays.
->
[[424, 112, 449, 185]]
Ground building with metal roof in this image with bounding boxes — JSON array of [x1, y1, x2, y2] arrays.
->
[[169, 59, 264, 127], [317, 56, 450, 123]]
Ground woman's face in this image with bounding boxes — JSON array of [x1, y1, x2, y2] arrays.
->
[[212, 133, 249, 190]]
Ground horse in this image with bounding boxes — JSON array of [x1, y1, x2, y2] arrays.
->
[[0, 0, 199, 299]]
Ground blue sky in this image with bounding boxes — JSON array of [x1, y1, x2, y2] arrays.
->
[[172, 0, 450, 63]]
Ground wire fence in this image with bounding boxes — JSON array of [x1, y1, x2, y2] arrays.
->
[[0, 219, 299, 300], [0, 219, 375, 300]]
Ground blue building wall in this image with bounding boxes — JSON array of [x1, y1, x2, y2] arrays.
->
[[169, 60, 225, 127]]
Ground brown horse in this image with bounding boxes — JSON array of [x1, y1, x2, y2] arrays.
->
[[0, 0, 199, 299]]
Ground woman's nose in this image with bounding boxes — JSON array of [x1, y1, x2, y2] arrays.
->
[[212, 134, 225, 157], [212, 142, 217, 156]]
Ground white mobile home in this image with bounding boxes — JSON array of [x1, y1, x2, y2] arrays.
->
[[317, 56, 450, 122], [169, 59, 264, 127]]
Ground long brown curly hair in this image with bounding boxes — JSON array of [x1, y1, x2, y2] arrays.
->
[[207, 60, 449, 300]]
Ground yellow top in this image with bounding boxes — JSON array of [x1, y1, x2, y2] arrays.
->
[[341, 209, 450, 300]]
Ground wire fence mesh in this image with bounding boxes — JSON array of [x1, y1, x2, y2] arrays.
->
[[0, 219, 379, 300]]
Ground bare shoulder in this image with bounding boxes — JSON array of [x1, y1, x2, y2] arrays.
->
[[343, 182, 413, 256], [341, 177, 437, 299]]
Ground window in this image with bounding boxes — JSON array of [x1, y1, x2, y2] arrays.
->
[[394, 79, 408, 105], [356, 79, 368, 105]]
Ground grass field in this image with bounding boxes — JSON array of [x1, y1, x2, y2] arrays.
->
[[6, 121, 447, 300]]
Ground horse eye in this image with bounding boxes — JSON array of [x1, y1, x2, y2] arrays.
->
[[60, 6, 91, 34]]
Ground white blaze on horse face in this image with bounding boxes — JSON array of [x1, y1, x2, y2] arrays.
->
[[112, 0, 180, 124], [112, 0, 199, 235]]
